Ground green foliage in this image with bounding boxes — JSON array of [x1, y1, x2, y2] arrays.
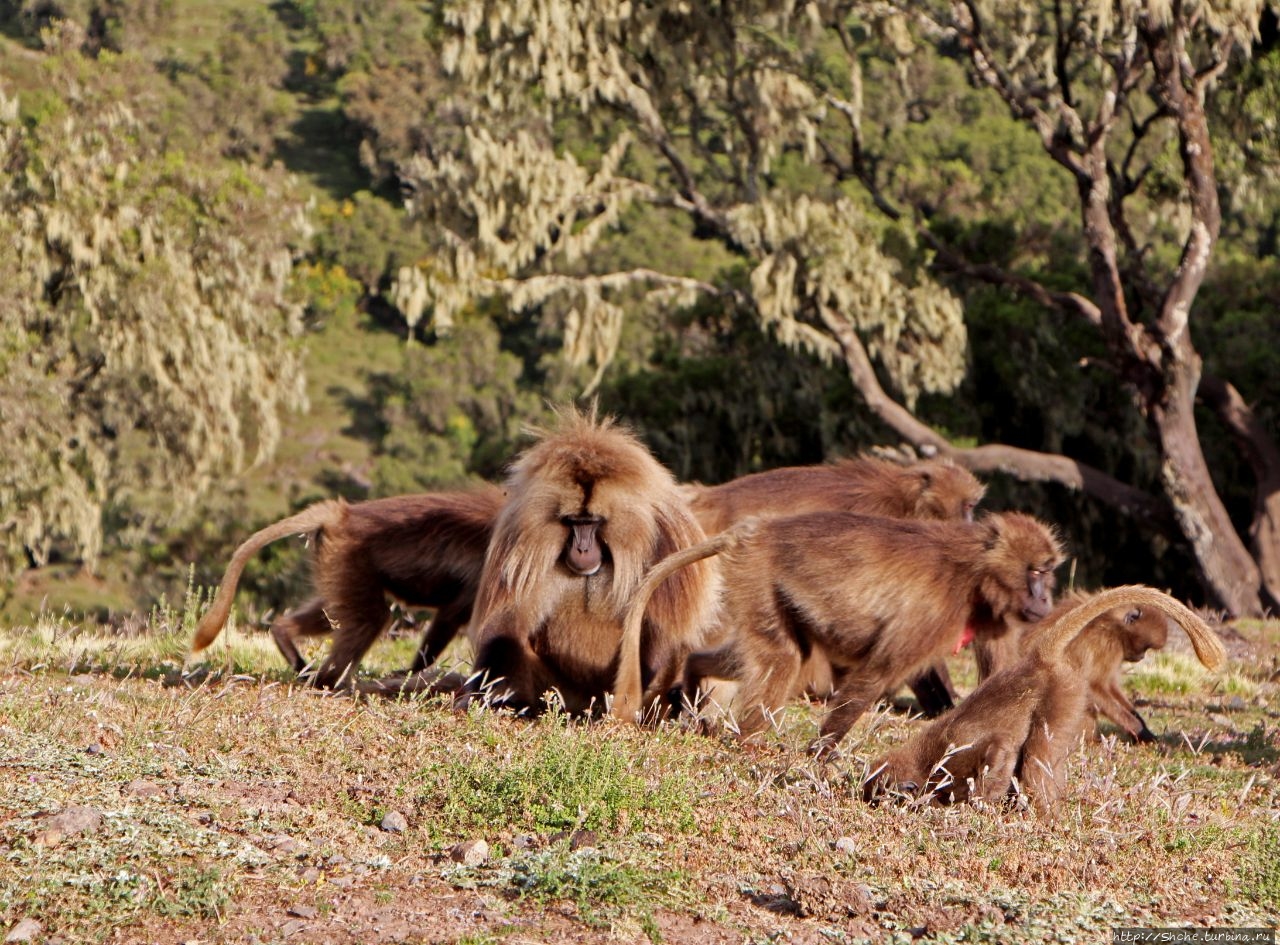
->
[[366, 314, 538, 491], [11, 0, 174, 52], [416, 716, 696, 838], [310, 192, 431, 293], [291, 260, 363, 326], [1234, 827, 1280, 912], [167, 7, 295, 161], [150, 866, 233, 919], [4, 0, 1280, 616], [0, 50, 308, 582], [450, 845, 686, 939], [298, 0, 456, 185], [601, 304, 881, 484]]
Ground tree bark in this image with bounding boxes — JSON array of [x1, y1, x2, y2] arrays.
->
[[1149, 358, 1264, 615], [1199, 374, 1280, 611]]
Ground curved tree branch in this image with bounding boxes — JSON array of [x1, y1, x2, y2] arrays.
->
[[924, 237, 1103, 328], [815, 304, 1172, 530]]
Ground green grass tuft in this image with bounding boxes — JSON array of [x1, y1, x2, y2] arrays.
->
[[416, 713, 697, 839]]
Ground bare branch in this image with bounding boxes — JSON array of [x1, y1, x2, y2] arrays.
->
[[923, 236, 1102, 328], [1192, 33, 1235, 102], [951, 0, 1087, 179], [815, 304, 1169, 527], [1140, 16, 1220, 351]]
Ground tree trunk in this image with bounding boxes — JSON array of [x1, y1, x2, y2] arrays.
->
[[1199, 373, 1280, 611], [1150, 362, 1264, 616]]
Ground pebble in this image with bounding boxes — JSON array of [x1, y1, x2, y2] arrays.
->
[[450, 839, 489, 866], [834, 836, 857, 856], [47, 805, 103, 837], [267, 836, 307, 856], [380, 810, 409, 834], [5, 919, 41, 943]]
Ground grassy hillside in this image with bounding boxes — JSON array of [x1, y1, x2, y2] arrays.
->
[[0, 614, 1276, 943]]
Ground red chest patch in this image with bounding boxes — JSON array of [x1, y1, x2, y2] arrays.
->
[[952, 623, 976, 655]]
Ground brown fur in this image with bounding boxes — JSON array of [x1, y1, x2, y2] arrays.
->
[[684, 456, 987, 716], [189, 486, 504, 688], [863, 587, 1225, 814], [462, 408, 719, 716], [684, 456, 985, 535], [976, 590, 1179, 742], [617, 510, 1063, 750]]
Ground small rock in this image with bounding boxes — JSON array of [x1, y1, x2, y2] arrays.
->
[[83, 744, 103, 756], [511, 834, 538, 850], [328, 876, 355, 889], [1209, 713, 1233, 728], [450, 839, 489, 866], [280, 919, 309, 937], [1226, 695, 1247, 711], [834, 836, 857, 856], [325, 854, 349, 867], [47, 805, 103, 837], [5, 918, 41, 943], [267, 836, 307, 856], [380, 810, 409, 834], [285, 905, 318, 919], [125, 779, 163, 799], [299, 868, 321, 884], [197, 812, 214, 825]]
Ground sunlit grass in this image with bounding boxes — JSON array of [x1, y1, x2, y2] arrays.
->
[[0, 611, 1275, 942], [1126, 651, 1258, 699]]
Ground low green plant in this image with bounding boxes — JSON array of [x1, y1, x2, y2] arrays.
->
[[1234, 827, 1280, 912], [152, 866, 233, 919], [416, 714, 696, 838], [448, 845, 686, 942]]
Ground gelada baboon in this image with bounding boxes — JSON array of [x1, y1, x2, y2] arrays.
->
[[862, 587, 1225, 814], [190, 486, 505, 688], [684, 455, 985, 535], [460, 407, 719, 716], [976, 589, 1178, 742], [684, 455, 987, 716], [615, 511, 1063, 752]]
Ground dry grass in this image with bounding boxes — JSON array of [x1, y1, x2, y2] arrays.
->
[[1, 611, 1277, 944]]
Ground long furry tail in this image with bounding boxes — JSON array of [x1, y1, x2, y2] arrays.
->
[[1032, 584, 1226, 670], [189, 500, 347, 653], [610, 517, 759, 722]]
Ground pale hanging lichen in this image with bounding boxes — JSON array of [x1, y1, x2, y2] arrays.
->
[[395, 0, 968, 403], [0, 80, 309, 580]]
